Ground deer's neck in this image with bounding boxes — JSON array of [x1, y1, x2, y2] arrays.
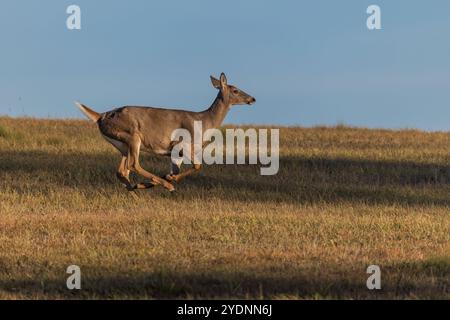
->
[[201, 93, 231, 129]]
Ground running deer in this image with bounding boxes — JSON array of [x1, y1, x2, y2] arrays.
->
[[76, 73, 256, 192]]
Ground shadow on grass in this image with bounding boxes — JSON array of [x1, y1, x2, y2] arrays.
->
[[1, 150, 450, 206], [0, 260, 448, 299]]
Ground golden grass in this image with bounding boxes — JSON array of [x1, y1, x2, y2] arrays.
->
[[0, 117, 448, 299]]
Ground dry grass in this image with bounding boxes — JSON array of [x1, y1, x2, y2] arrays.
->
[[0, 116, 448, 299]]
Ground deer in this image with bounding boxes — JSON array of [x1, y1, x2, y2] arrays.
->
[[75, 73, 256, 193]]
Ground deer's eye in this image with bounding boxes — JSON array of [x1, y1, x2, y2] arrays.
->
[[233, 90, 239, 94]]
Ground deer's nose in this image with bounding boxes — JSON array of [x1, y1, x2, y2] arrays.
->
[[248, 97, 256, 105]]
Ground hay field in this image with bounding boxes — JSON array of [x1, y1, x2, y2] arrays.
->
[[0, 117, 448, 299]]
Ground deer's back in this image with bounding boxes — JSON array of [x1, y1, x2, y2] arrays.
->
[[98, 106, 200, 154]]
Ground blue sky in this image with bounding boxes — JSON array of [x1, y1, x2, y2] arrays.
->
[[0, 0, 449, 130]]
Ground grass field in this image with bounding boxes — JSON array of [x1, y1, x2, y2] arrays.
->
[[0, 116, 448, 299]]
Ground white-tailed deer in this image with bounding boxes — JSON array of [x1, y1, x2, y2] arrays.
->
[[76, 73, 255, 192]]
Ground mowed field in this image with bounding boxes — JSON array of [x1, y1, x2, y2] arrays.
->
[[0, 116, 448, 300]]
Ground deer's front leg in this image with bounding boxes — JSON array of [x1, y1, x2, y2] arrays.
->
[[165, 151, 201, 183], [166, 164, 202, 183], [164, 157, 181, 182]]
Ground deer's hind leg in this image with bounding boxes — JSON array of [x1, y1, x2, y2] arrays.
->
[[127, 134, 175, 192], [118, 154, 156, 191], [116, 155, 135, 191], [103, 135, 137, 192]]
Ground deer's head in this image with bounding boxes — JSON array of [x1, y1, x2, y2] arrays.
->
[[210, 73, 256, 106]]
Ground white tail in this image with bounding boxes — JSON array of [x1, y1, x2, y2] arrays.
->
[[75, 101, 101, 122]]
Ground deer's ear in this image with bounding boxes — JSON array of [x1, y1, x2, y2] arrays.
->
[[210, 76, 221, 89], [220, 73, 228, 89]]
